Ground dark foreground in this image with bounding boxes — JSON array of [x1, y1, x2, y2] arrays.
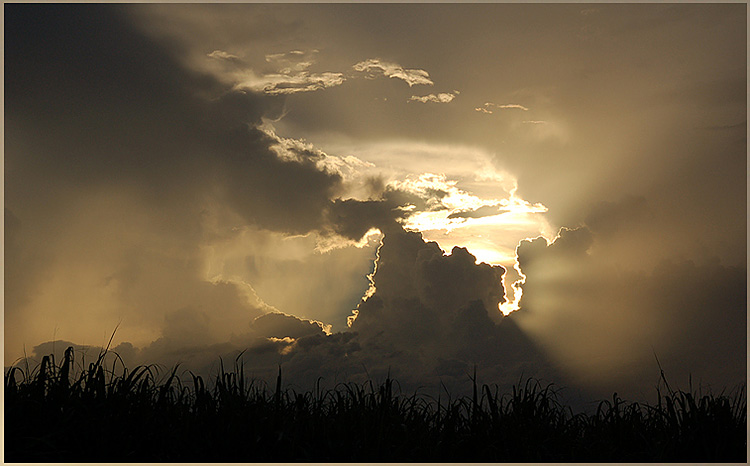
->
[[5, 347, 747, 462]]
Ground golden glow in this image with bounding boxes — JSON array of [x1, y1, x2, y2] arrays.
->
[[395, 173, 547, 233], [498, 259, 526, 316], [384, 172, 556, 318]]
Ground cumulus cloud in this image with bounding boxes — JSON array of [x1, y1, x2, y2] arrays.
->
[[408, 92, 457, 104], [349, 227, 508, 334], [353, 58, 434, 86], [325, 226, 559, 394]]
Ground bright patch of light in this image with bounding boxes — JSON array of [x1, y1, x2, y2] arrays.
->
[[498, 260, 527, 316], [389, 171, 552, 317], [393, 173, 548, 246]]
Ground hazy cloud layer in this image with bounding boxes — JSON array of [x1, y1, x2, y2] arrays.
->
[[513, 203, 746, 398]]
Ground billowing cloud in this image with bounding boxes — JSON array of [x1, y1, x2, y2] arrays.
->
[[408, 92, 457, 104], [349, 227, 508, 331], [332, 226, 559, 394], [353, 58, 434, 86]]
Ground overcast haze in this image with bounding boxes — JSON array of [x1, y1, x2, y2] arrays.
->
[[5, 4, 746, 403]]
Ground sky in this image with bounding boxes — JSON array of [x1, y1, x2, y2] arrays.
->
[[5, 4, 746, 404]]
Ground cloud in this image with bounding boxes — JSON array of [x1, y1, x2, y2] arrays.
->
[[513, 216, 746, 399], [8, 6, 556, 396], [353, 58, 434, 86], [349, 228, 509, 334], [234, 70, 346, 95], [447, 204, 510, 219], [475, 102, 529, 114], [408, 92, 457, 104], [3, 5, 361, 361], [584, 195, 649, 238], [205, 48, 345, 95], [207, 49, 240, 61], [18, 223, 561, 400], [327, 226, 559, 395], [212, 54, 437, 96], [386, 173, 548, 242], [251, 312, 331, 339], [7, 4, 743, 410]]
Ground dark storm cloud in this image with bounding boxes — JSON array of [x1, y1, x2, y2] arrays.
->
[[5, 4, 343, 234], [4, 4, 351, 358]]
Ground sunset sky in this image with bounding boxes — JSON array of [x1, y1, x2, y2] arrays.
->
[[5, 3, 746, 403]]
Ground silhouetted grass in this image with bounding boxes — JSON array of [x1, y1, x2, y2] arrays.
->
[[5, 347, 746, 462]]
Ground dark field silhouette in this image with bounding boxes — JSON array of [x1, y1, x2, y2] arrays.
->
[[5, 347, 746, 462]]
